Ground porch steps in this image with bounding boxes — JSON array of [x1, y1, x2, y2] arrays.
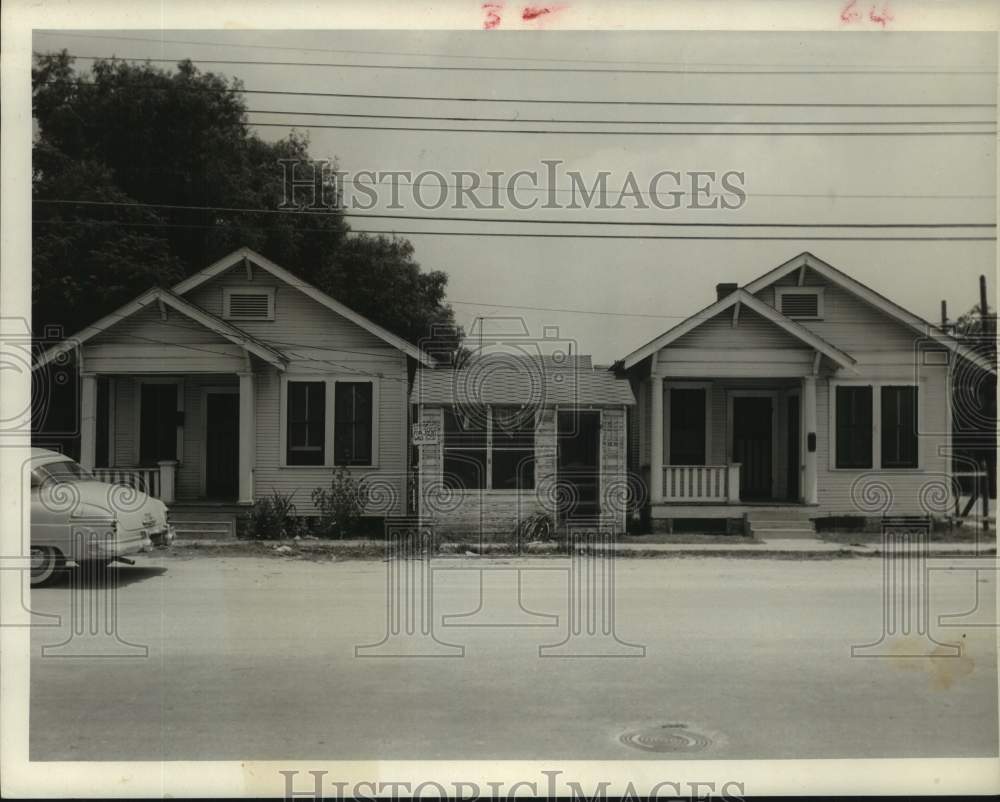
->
[[746, 508, 817, 540], [167, 505, 244, 540]]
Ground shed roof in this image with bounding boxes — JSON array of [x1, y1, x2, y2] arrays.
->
[[410, 354, 635, 407]]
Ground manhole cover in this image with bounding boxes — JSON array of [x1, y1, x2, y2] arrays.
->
[[619, 723, 711, 753]]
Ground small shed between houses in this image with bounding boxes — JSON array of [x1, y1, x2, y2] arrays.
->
[[410, 354, 636, 540]]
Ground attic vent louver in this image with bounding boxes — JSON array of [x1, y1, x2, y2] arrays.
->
[[779, 291, 820, 319], [224, 289, 274, 320]]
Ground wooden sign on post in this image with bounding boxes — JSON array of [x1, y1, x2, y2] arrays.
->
[[411, 422, 440, 446]]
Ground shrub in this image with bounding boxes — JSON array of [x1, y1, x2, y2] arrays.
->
[[312, 467, 368, 538], [511, 511, 557, 553], [242, 489, 300, 540]]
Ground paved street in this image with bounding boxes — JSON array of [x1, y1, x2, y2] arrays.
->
[[29, 553, 998, 761]]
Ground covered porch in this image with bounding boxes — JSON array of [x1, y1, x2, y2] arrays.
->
[[648, 362, 828, 519], [60, 286, 289, 506], [80, 369, 258, 505]]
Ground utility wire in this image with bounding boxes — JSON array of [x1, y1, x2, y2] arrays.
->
[[248, 120, 997, 136], [33, 219, 996, 241], [53, 51, 999, 76], [33, 199, 996, 228], [246, 108, 996, 126], [33, 31, 998, 73], [38, 77, 998, 108]]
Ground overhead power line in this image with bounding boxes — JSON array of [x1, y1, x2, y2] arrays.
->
[[34, 199, 996, 228], [248, 120, 996, 137], [40, 77, 997, 109], [54, 52, 998, 76], [33, 32, 996, 72], [246, 108, 995, 127], [33, 219, 996, 241]]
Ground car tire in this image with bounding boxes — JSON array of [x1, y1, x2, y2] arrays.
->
[[30, 546, 63, 587]]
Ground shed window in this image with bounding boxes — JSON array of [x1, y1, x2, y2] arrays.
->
[[442, 406, 536, 491], [334, 382, 373, 466], [836, 385, 873, 469], [881, 386, 918, 468], [491, 407, 535, 490], [287, 381, 325, 465]]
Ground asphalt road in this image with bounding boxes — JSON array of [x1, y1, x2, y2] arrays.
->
[[28, 552, 999, 761]]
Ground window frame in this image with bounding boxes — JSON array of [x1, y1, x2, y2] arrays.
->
[[279, 375, 379, 469], [223, 286, 275, 322], [880, 385, 919, 469], [333, 381, 376, 467], [441, 404, 538, 492], [775, 286, 825, 320], [830, 379, 921, 471]]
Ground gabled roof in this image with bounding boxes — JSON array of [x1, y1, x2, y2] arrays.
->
[[411, 354, 636, 406], [743, 251, 996, 374], [172, 247, 436, 367], [620, 288, 857, 370], [33, 287, 288, 370]]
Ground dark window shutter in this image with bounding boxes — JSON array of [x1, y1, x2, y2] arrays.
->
[[881, 386, 918, 468], [836, 385, 872, 468]]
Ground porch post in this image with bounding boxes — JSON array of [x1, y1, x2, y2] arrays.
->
[[650, 370, 664, 503], [79, 373, 98, 471], [802, 374, 818, 504], [238, 371, 255, 504]]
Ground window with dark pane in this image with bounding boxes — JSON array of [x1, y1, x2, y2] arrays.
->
[[881, 386, 918, 468], [442, 406, 487, 490], [287, 381, 325, 465], [491, 406, 536, 489], [334, 382, 374, 466], [835, 385, 872, 469]]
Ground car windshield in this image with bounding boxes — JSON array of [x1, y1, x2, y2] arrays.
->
[[32, 459, 94, 485]]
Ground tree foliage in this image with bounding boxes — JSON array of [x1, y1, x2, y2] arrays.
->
[[31, 51, 461, 354]]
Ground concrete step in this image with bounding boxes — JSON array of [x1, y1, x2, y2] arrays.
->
[[745, 508, 815, 521], [168, 508, 242, 540], [754, 527, 817, 539], [750, 519, 816, 529]]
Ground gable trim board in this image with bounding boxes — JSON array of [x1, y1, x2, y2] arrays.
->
[[34, 287, 288, 371], [172, 247, 436, 367], [621, 288, 856, 371], [743, 251, 996, 375]]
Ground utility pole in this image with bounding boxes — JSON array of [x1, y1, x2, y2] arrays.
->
[[979, 274, 992, 337]]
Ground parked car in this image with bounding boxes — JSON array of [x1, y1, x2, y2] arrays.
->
[[29, 448, 175, 585]]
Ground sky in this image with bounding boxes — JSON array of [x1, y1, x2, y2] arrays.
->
[[32, 29, 998, 362]]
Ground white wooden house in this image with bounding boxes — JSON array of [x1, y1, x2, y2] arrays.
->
[[35, 247, 434, 535], [620, 251, 996, 536]]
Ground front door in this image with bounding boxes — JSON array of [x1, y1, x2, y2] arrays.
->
[[205, 393, 239, 499], [732, 396, 773, 500], [557, 411, 601, 520]]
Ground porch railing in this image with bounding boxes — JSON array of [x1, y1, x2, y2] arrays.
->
[[92, 460, 177, 503], [662, 464, 740, 503]]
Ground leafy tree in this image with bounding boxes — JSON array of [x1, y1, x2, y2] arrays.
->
[[31, 51, 461, 354]]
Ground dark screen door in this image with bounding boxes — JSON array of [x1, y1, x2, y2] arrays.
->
[[732, 396, 773, 500], [557, 411, 601, 519], [205, 393, 239, 499], [139, 383, 178, 465]]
